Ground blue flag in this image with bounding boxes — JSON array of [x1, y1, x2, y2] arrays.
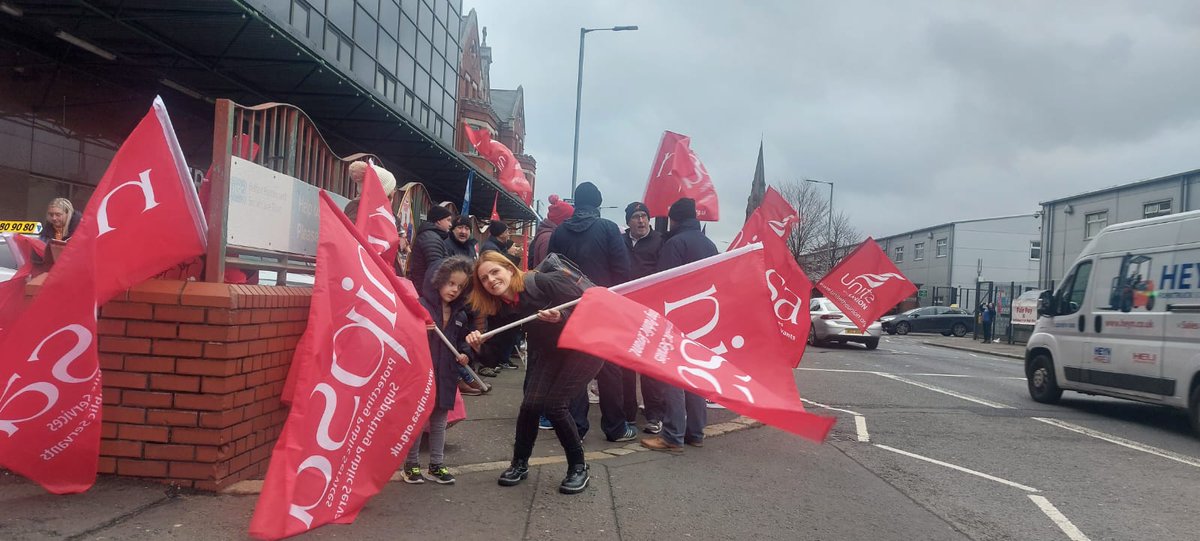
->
[[461, 171, 474, 216]]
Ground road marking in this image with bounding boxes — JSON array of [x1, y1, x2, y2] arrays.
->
[[876, 373, 1014, 409], [1029, 495, 1091, 541], [796, 367, 883, 375], [797, 367, 1022, 380], [874, 444, 1039, 493], [801, 398, 869, 442], [969, 353, 979, 358], [906, 373, 1026, 380], [1032, 417, 1200, 469]]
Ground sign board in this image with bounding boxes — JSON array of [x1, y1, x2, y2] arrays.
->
[[0, 221, 42, 235], [1012, 289, 1044, 326], [226, 156, 349, 256], [917, 289, 928, 298]]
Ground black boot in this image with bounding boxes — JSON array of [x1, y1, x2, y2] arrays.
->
[[498, 459, 529, 487], [559, 463, 590, 494]]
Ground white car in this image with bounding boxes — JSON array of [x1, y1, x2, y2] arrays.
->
[[0, 234, 21, 282], [808, 298, 882, 350]]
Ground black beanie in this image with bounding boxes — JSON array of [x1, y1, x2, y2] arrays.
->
[[668, 198, 697, 222], [452, 215, 472, 229], [488, 220, 508, 237], [426, 204, 452, 223], [574, 182, 602, 208], [625, 202, 650, 223]]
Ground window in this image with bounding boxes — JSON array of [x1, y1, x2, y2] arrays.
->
[[935, 238, 948, 257], [353, 5, 377, 56], [402, 90, 415, 115], [914, 242, 925, 261], [291, 0, 311, 37], [893, 245, 904, 263], [1144, 200, 1172, 219], [1029, 240, 1041, 261], [1084, 211, 1108, 239], [1055, 260, 1092, 316], [326, 25, 353, 65], [375, 67, 397, 102]]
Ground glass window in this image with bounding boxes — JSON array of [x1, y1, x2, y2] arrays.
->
[[935, 238, 948, 257], [1029, 240, 1041, 261], [914, 242, 925, 261], [419, 104, 430, 127], [399, 14, 417, 53], [893, 245, 904, 263], [375, 66, 397, 101], [1055, 260, 1092, 316], [378, 34, 397, 74], [435, 0, 447, 23], [291, 0, 311, 37], [353, 5, 377, 56], [402, 90, 415, 115], [414, 67, 429, 100], [327, 0, 353, 33], [379, 0, 399, 37], [401, 0, 418, 18], [433, 22, 446, 54], [326, 25, 353, 65], [1144, 200, 1172, 219], [416, 35, 431, 68], [441, 89, 455, 121], [397, 50, 415, 87], [357, 0, 377, 17], [418, 1, 434, 37], [1084, 211, 1107, 239]]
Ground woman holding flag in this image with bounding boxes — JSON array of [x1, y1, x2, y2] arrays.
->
[[465, 251, 602, 495]]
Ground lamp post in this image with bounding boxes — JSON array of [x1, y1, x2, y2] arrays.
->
[[570, 25, 638, 196], [805, 179, 835, 273]]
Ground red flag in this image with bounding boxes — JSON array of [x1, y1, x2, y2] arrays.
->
[[816, 238, 917, 332], [490, 193, 500, 222], [759, 232, 813, 367], [0, 97, 208, 494], [561, 287, 833, 442], [250, 192, 435, 540], [463, 123, 532, 205], [355, 164, 400, 265], [643, 131, 720, 221], [0, 234, 44, 337]]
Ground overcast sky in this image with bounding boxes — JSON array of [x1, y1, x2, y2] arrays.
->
[[465, 0, 1200, 247]]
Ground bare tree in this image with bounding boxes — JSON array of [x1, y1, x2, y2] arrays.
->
[[777, 180, 863, 281]]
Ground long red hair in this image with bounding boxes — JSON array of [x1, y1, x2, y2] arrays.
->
[[468, 251, 527, 316]]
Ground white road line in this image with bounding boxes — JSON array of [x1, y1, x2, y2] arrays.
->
[[1033, 417, 1200, 469], [906, 373, 1026, 380], [874, 444, 1039, 493], [801, 398, 870, 442], [1029, 495, 1091, 541], [796, 367, 883, 375], [876, 373, 1014, 409]]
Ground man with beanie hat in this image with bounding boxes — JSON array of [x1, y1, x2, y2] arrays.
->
[[530, 195, 574, 266], [623, 201, 667, 433], [444, 215, 478, 260], [410, 203, 453, 290], [549, 182, 636, 443], [642, 197, 718, 453], [480, 220, 521, 265]]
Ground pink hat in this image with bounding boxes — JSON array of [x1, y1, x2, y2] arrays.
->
[[547, 194, 574, 224]]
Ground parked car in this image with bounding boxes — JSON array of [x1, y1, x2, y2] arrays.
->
[[881, 306, 974, 336], [808, 298, 882, 349], [0, 234, 20, 282]]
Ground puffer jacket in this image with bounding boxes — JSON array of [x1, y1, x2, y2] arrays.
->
[[410, 221, 448, 290], [546, 206, 630, 287]]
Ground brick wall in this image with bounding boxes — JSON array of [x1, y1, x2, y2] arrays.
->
[[93, 280, 311, 491]]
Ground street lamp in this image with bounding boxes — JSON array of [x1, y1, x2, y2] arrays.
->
[[805, 179, 835, 272], [570, 25, 638, 196]]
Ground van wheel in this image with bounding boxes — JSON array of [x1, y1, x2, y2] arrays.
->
[[951, 323, 968, 337], [895, 322, 910, 335], [865, 339, 879, 350], [1028, 354, 1063, 404], [1189, 386, 1200, 436]]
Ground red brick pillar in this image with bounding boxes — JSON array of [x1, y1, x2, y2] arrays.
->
[[93, 280, 310, 490]]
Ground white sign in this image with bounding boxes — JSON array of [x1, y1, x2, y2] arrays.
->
[[227, 157, 348, 256], [1012, 289, 1044, 326]]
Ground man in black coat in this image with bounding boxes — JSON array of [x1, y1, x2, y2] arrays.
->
[[623, 201, 667, 434], [642, 198, 718, 453], [548, 182, 636, 442], [409, 204, 453, 290], [480, 221, 522, 266], [444, 215, 478, 260]]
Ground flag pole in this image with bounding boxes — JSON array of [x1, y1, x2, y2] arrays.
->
[[429, 325, 486, 386]]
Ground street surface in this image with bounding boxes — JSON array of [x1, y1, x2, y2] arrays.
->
[[3, 335, 1199, 540]]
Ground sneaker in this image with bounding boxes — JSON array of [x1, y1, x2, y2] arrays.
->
[[705, 400, 726, 410], [685, 438, 704, 448], [559, 464, 590, 495], [640, 436, 683, 454], [587, 380, 600, 404], [424, 464, 455, 485], [402, 465, 424, 484], [539, 416, 553, 430], [498, 459, 529, 487], [478, 367, 500, 378], [499, 360, 519, 370], [609, 424, 637, 442], [643, 420, 663, 434]]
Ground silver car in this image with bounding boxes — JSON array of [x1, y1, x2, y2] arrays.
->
[[808, 298, 882, 350]]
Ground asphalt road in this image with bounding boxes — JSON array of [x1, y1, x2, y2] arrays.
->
[[798, 335, 1200, 541]]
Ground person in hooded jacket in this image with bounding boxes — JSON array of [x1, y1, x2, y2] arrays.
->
[[641, 198, 718, 453], [480, 221, 522, 266], [410, 204, 453, 290], [530, 195, 574, 266], [444, 215, 478, 260], [548, 182, 637, 443]]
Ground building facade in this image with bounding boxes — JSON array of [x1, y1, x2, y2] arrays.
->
[[874, 215, 1041, 306], [1039, 168, 1200, 287]]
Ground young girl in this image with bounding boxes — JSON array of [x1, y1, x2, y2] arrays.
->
[[465, 251, 603, 495], [403, 256, 479, 485]]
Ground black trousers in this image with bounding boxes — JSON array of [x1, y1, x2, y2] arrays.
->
[[597, 362, 634, 439], [513, 349, 603, 466]]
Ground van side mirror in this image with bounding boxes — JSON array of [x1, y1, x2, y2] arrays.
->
[[1037, 290, 1055, 318]]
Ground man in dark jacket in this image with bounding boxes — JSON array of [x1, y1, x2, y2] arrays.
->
[[548, 182, 636, 442], [623, 201, 667, 434], [480, 221, 522, 266], [445, 215, 478, 260], [642, 198, 718, 453], [410, 204, 453, 290]]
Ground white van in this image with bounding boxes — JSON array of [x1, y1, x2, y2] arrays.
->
[[1026, 209, 1200, 433]]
